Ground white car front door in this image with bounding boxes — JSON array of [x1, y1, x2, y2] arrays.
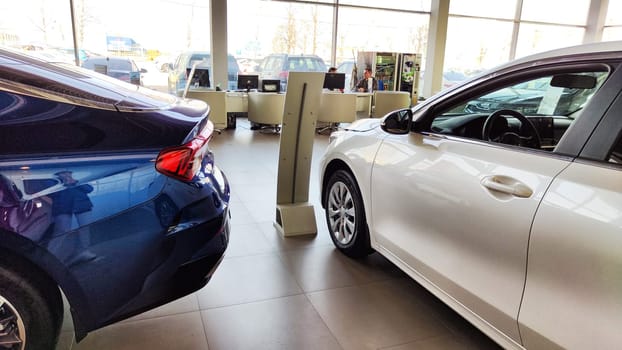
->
[[368, 67, 610, 346], [370, 133, 569, 344]]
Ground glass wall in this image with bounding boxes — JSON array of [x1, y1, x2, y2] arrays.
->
[[444, 17, 513, 87], [521, 0, 590, 25], [603, 0, 622, 41], [227, 0, 334, 68], [0, 0, 618, 96], [225, 1, 429, 92], [515, 23, 585, 58], [336, 7, 429, 63], [516, 0, 589, 57], [0, 0, 74, 59], [444, 0, 590, 89], [0, 0, 211, 93]]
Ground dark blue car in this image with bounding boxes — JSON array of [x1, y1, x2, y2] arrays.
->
[[0, 47, 230, 349]]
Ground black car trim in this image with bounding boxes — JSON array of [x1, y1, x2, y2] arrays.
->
[[579, 84, 622, 161]]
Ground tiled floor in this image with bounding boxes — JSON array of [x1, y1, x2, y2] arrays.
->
[[58, 118, 501, 350]]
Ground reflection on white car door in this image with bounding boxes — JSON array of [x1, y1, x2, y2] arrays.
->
[[370, 132, 570, 344], [520, 162, 622, 349]]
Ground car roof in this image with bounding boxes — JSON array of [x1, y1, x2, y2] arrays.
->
[[496, 41, 622, 71]]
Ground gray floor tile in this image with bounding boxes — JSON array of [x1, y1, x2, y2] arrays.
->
[[380, 335, 474, 350], [56, 331, 75, 350], [307, 279, 451, 350], [196, 254, 303, 309], [225, 222, 277, 258], [121, 293, 199, 323], [73, 312, 209, 350], [281, 244, 404, 292], [201, 295, 342, 350], [258, 220, 334, 252]]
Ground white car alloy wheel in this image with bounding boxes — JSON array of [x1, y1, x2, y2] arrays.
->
[[324, 169, 373, 258], [0, 294, 26, 350], [327, 180, 356, 245]]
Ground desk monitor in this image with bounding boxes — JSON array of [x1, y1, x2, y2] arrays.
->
[[261, 79, 281, 93], [237, 74, 259, 91], [323, 72, 345, 90], [187, 68, 211, 88]]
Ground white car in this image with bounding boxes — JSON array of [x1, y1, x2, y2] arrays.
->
[[319, 41, 622, 350]]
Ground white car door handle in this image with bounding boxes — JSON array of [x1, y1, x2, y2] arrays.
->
[[481, 175, 533, 198]]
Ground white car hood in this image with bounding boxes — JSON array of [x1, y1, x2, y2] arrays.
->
[[342, 118, 382, 132]]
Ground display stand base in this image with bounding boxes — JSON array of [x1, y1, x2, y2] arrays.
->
[[274, 203, 317, 237]]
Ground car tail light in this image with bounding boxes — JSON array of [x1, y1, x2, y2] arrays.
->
[[155, 121, 214, 182], [279, 71, 288, 80]]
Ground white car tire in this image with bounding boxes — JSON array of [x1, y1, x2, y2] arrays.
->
[[324, 170, 374, 258]]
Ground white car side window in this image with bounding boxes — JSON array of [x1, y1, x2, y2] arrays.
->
[[432, 71, 609, 151]]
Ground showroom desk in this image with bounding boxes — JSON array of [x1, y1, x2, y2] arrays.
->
[[226, 92, 248, 113], [224, 91, 371, 119], [247, 92, 286, 127], [354, 93, 372, 118]]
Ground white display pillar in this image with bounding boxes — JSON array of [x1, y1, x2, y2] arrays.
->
[[274, 72, 325, 237]]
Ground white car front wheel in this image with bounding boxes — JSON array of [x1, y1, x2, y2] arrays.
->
[[324, 169, 373, 258]]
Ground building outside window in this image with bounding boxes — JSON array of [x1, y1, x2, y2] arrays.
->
[[0, 0, 618, 95]]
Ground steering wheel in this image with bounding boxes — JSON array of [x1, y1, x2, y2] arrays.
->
[[482, 109, 541, 149]]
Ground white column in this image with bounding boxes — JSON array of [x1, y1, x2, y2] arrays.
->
[[422, 0, 450, 98], [210, 0, 229, 89], [584, 0, 608, 43]]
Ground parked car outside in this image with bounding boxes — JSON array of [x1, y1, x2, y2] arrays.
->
[[81, 56, 146, 85], [442, 70, 468, 88], [55, 47, 97, 63], [258, 54, 327, 91], [320, 41, 622, 349], [154, 54, 175, 72], [0, 47, 230, 348], [167, 51, 240, 94], [237, 57, 262, 73]]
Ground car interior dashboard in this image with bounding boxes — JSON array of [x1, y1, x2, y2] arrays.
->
[[430, 112, 574, 150]]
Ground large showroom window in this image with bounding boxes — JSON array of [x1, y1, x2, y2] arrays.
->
[[1, 0, 74, 57], [515, 0, 588, 58], [227, 0, 430, 87], [444, 0, 589, 90], [0, 0, 618, 95], [227, 0, 333, 68], [444, 17, 514, 87], [445, 0, 516, 87], [338, 0, 430, 12], [449, 0, 516, 19], [336, 6, 429, 66], [521, 0, 590, 25], [515, 23, 585, 58], [603, 0, 622, 41]]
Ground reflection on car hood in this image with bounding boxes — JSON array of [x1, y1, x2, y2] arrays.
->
[[341, 118, 381, 132]]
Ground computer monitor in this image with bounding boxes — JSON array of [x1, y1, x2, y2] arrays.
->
[[323, 72, 345, 90], [187, 68, 211, 88], [261, 79, 281, 93], [237, 74, 259, 91]]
